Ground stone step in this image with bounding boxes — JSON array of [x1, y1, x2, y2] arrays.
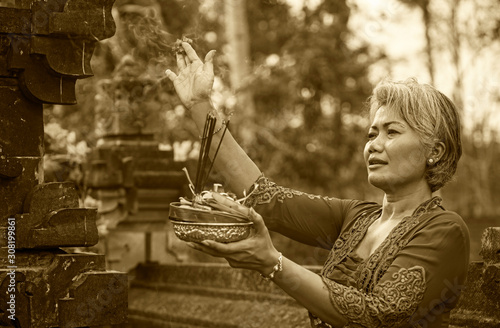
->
[[127, 287, 310, 328], [127, 262, 321, 327]]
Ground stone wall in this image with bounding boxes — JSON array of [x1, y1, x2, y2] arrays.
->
[[450, 227, 500, 327]]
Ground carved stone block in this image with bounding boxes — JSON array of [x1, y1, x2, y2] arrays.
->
[[0, 85, 43, 156], [58, 272, 128, 327], [479, 227, 500, 264], [0, 0, 126, 325], [23, 182, 80, 227], [0, 251, 127, 327], [15, 208, 99, 248], [0, 158, 41, 222]]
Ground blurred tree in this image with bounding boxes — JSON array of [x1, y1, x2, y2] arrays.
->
[[243, 0, 376, 199], [43, 0, 379, 264], [445, 0, 500, 218], [398, 0, 500, 218], [47, 0, 378, 201], [398, 0, 435, 84], [224, 0, 257, 147]]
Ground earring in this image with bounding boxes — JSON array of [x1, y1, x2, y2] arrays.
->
[[427, 158, 434, 165]]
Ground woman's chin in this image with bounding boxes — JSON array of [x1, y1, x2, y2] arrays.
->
[[368, 177, 397, 193]]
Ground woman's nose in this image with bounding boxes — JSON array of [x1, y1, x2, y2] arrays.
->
[[368, 135, 384, 153]]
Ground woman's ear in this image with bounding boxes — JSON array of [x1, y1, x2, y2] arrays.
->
[[431, 141, 446, 163]]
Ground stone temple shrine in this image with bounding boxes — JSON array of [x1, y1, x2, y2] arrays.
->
[[0, 1, 127, 327]]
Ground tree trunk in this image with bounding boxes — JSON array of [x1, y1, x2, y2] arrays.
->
[[224, 0, 256, 147], [420, 0, 435, 85], [449, 0, 463, 110]]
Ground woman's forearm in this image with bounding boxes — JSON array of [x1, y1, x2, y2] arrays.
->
[[272, 257, 348, 326], [190, 101, 261, 196]]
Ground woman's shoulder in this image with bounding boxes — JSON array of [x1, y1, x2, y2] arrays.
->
[[338, 199, 381, 228], [419, 208, 471, 244], [343, 198, 381, 209], [426, 208, 468, 229]]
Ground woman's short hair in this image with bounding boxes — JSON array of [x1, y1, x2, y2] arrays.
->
[[368, 78, 462, 192]]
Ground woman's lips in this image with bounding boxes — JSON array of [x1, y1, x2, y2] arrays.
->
[[368, 158, 388, 168]]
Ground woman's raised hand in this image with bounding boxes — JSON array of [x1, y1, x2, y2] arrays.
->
[[165, 42, 216, 108]]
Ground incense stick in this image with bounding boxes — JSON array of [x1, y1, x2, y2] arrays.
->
[[200, 115, 217, 185], [195, 113, 217, 193], [202, 120, 230, 189], [194, 113, 211, 193]]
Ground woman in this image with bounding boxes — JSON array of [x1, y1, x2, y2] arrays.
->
[[165, 42, 470, 327]]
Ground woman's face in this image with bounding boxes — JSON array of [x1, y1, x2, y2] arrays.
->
[[363, 106, 429, 194]]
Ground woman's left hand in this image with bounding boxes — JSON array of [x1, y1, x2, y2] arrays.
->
[[187, 208, 280, 276]]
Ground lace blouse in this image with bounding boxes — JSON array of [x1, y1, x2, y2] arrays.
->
[[243, 175, 470, 328]]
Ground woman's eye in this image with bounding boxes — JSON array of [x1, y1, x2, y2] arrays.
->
[[367, 132, 377, 140], [387, 129, 399, 135]]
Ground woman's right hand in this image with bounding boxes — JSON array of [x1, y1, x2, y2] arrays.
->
[[165, 42, 216, 109]]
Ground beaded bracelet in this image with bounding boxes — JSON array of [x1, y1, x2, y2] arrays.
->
[[261, 252, 283, 281]]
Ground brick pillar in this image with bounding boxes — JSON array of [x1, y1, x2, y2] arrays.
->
[[0, 1, 127, 327]]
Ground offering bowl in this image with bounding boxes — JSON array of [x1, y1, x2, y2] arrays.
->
[[169, 202, 253, 243]]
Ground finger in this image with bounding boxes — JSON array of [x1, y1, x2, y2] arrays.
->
[[185, 54, 192, 66], [203, 50, 216, 74], [246, 208, 267, 234], [199, 239, 240, 254], [182, 42, 201, 63], [165, 69, 177, 81], [176, 53, 186, 70], [186, 242, 227, 258]]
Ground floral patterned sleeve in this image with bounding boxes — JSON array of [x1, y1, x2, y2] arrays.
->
[[318, 266, 427, 327], [314, 210, 470, 327], [243, 174, 379, 249]]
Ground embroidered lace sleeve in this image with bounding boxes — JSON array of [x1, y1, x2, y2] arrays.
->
[[321, 266, 426, 327], [242, 174, 376, 249]]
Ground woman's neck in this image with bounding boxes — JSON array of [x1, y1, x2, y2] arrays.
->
[[381, 187, 433, 221]]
